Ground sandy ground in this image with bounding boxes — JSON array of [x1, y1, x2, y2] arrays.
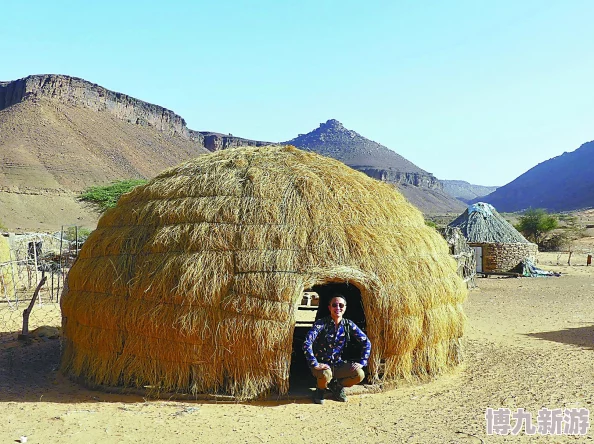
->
[[0, 191, 99, 233], [1, 250, 594, 443]]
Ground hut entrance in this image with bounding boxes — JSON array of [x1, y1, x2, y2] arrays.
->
[[310, 282, 365, 329], [289, 281, 366, 393]]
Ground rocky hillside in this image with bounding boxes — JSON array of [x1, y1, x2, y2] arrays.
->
[[0, 75, 272, 151], [442, 180, 498, 203], [0, 74, 271, 231], [476, 141, 594, 212], [286, 120, 465, 213], [1, 75, 188, 136], [193, 130, 274, 152], [0, 75, 464, 231]]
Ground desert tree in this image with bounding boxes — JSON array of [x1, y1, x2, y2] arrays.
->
[[515, 208, 558, 248], [557, 214, 585, 265]]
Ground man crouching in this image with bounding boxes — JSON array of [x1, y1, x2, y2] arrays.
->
[[303, 294, 371, 404]]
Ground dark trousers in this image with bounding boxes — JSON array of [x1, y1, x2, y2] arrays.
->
[[311, 362, 364, 389]]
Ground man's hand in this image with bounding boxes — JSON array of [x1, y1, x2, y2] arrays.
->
[[350, 362, 363, 371], [314, 363, 330, 370]]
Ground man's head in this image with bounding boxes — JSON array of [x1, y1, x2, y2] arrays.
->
[[328, 294, 347, 318]]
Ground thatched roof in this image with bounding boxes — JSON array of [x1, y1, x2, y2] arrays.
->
[[448, 202, 530, 244], [61, 145, 467, 399]]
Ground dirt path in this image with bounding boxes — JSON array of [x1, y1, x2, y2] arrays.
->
[[1, 252, 593, 443]]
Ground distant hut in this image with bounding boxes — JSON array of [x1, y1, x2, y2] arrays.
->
[[61, 145, 467, 400], [448, 202, 538, 273]]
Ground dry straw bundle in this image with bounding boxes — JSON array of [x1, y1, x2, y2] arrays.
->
[[61, 145, 467, 399]]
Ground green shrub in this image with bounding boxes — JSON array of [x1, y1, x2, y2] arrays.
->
[[425, 220, 438, 229], [79, 179, 147, 213]]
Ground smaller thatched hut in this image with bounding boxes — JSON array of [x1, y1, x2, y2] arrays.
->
[[448, 202, 537, 273]]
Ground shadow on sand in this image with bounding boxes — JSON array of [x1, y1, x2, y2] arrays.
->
[[525, 324, 594, 350], [0, 337, 323, 405]]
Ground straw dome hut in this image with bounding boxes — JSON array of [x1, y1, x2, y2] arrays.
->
[[448, 202, 538, 273], [61, 145, 467, 399]]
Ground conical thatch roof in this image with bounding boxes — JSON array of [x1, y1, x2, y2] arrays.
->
[[448, 202, 530, 244], [61, 145, 467, 399]]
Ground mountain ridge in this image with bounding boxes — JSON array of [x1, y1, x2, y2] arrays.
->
[[0, 74, 188, 136], [0, 74, 274, 150], [286, 119, 465, 213], [441, 180, 498, 203], [0, 75, 464, 230], [475, 141, 594, 212], [0, 75, 272, 231], [286, 119, 428, 173]]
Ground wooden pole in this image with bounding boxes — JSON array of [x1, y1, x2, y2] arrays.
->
[[33, 238, 41, 306], [57, 226, 64, 300], [9, 248, 18, 305], [27, 250, 32, 289], [19, 275, 47, 340]]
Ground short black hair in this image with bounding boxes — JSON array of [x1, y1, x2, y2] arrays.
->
[[328, 294, 346, 305]]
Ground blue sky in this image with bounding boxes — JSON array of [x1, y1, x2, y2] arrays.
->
[[2, 0, 593, 185]]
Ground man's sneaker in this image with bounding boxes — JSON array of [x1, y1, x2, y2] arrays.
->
[[328, 379, 338, 393], [313, 388, 325, 404], [328, 379, 348, 402], [334, 385, 348, 402]]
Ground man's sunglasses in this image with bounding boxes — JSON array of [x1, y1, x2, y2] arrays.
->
[[331, 303, 345, 308]]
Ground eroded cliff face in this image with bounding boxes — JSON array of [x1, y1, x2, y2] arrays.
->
[[189, 130, 273, 151], [0, 75, 462, 222], [0, 74, 276, 231], [357, 168, 442, 190], [0, 75, 273, 149], [0, 75, 189, 137]]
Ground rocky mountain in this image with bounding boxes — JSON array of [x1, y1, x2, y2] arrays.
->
[[441, 180, 498, 203], [0, 74, 271, 231], [476, 141, 594, 212], [194, 130, 273, 152], [0, 75, 464, 231], [286, 119, 465, 213]]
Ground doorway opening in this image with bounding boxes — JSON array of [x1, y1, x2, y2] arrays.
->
[[289, 281, 366, 393], [310, 281, 366, 329]]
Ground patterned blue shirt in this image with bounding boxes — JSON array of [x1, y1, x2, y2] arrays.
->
[[303, 316, 371, 368]]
